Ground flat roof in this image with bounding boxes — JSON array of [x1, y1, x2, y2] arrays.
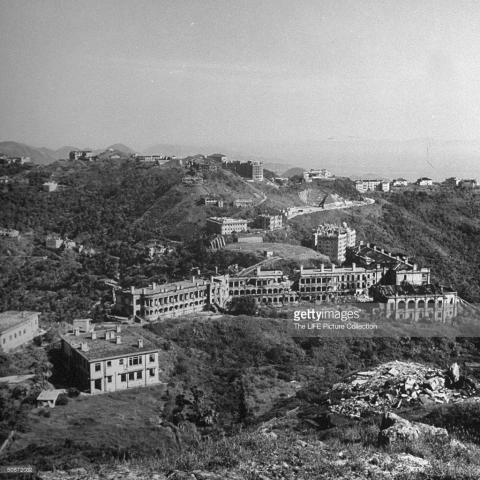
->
[[61, 326, 159, 361], [0, 311, 39, 334], [126, 278, 209, 296]]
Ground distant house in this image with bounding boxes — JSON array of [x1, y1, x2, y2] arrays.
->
[[354, 179, 390, 192], [206, 217, 248, 235], [45, 234, 63, 249], [416, 177, 433, 186], [0, 228, 19, 238], [444, 177, 460, 187], [42, 181, 58, 192], [37, 389, 66, 408], [69, 150, 96, 161], [303, 169, 334, 182], [392, 178, 408, 187], [458, 179, 477, 189], [202, 196, 224, 207], [233, 198, 253, 208], [256, 214, 283, 231]]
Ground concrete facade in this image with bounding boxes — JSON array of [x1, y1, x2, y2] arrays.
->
[[0, 311, 40, 352], [313, 223, 356, 264], [206, 217, 248, 235]]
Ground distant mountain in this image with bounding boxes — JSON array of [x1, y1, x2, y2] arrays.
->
[[105, 144, 137, 155], [0, 141, 55, 164], [38, 146, 79, 161]]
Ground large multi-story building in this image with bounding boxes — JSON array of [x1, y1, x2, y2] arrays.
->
[[296, 264, 385, 302], [0, 311, 41, 352], [371, 284, 458, 323], [229, 267, 297, 305], [312, 223, 356, 264], [355, 179, 390, 193], [347, 241, 431, 286], [256, 214, 283, 231], [223, 160, 263, 181], [303, 169, 334, 182], [114, 275, 230, 321], [206, 217, 248, 235], [61, 325, 161, 394]]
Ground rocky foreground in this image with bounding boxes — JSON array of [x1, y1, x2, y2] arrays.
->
[[37, 361, 480, 479]]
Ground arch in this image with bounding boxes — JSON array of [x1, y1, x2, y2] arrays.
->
[[407, 300, 415, 309]]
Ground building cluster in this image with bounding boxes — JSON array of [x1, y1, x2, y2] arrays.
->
[[355, 176, 478, 192], [132, 154, 173, 165], [303, 169, 334, 182], [0, 155, 31, 165], [222, 159, 264, 182], [312, 223, 356, 263], [206, 214, 284, 237], [444, 177, 478, 189], [354, 179, 391, 193]]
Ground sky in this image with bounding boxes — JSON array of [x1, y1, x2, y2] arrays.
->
[[2, 0, 480, 154]]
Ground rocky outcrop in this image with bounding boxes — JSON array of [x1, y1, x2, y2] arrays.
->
[[378, 412, 448, 446]]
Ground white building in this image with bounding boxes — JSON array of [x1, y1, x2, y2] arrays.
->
[[0, 311, 41, 352], [206, 217, 248, 235], [303, 169, 334, 182], [416, 177, 433, 186]]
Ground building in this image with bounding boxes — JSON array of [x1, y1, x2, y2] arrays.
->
[[133, 154, 172, 164], [303, 169, 334, 182], [347, 241, 431, 286], [223, 160, 263, 181], [69, 150, 96, 161], [256, 214, 283, 231], [42, 181, 58, 192], [229, 267, 297, 305], [355, 179, 390, 193], [371, 284, 458, 323], [296, 264, 385, 302], [181, 175, 203, 185], [0, 311, 40, 352], [114, 275, 230, 321], [416, 177, 433, 186], [206, 153, 227, 163], [0, 156, 30, 165], [444, 177, 460, 187], [206, 217, 248, 235], [233, 198, 254, 208], [202, 196, 224, 207], [61, 325, 161, 394], [45, 234, 64, 249], [392, 178, 408, 187], [312, 223, 357, 264], [458, 179, 477, 189], [0, 228, 19, 238]]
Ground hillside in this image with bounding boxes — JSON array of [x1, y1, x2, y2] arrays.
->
[[0, 141, 56, 164]]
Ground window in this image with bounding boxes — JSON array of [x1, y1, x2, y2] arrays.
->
[[95, 363, 101, 372], [24, 329, 26, 334], [129, 356, 140, 366], [107, 361, 112, 367], [137, 371, 142, 379], [149, 368, 155, 377], [149, 354, 155, 363], [107, 376, 112, 383], [120, 374, 126, 382], [128, 372, 135, 381], [119, 359, 124, 365]]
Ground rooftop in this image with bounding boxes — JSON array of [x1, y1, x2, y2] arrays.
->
[[0, 311, 39, 334], [207, 217, 247, 224], [125, 278, 209, 296], [61, 326, 159, 361], [374, 284, 455, 297]]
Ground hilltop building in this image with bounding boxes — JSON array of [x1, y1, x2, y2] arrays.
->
[[61, 325, 161, 394], [223, 160, 263, 181], [416, 177, 433, 186], [312, 223, 356, 264], [207, 153, 227, 163], [256, 214, 283, 231], [444, 177, 460, 187], [0, 311, 41, 353], [296, 264, 385, 302], [114, 275, 230, 321], [355, 179, 390, 193], [233, 198, 254, 208], [458, 179, 477, 189], [303, 169, 334, 182], [202, 196, 224, 207], [372, 284, 458, 323], [392, 178, 408, 187], [206, 217, 248, 235], [229, 267, 297, 305], [69, 150, 96, 161], [0, 156, 31, 165], [0, 228, 19, 238]]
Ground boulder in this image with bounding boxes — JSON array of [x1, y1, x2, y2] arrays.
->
[[378, 412, 448, 446]]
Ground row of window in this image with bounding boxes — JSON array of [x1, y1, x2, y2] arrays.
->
[[94, 354, 156, 372], [2, 328, 28, 344]]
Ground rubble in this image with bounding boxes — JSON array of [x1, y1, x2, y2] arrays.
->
[[378, 412, 448, 446], [329, 360, 480, 417]]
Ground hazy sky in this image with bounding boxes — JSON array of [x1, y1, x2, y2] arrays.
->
[[2, 0, 480, 150]]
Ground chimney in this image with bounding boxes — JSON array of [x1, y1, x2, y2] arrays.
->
[[300, 264, 304, 273], [352, 262, 356, 270], [413, 264, 418, 271], [138, 338, 144, 348], [256, 266, 261, 276], [331, 264, 335, 271], [91, 331, 97, 340], [116, 325, 121, 333], [80, 342, 89, 351], [321, 264, 324, 272], [74, 328, 80, 336], [116, 336, 122, 344], [192, 276, 195, 282], [215, 266, 218, 275]]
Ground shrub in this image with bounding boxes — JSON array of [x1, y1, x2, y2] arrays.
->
[[56, 394, 69, 406]]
